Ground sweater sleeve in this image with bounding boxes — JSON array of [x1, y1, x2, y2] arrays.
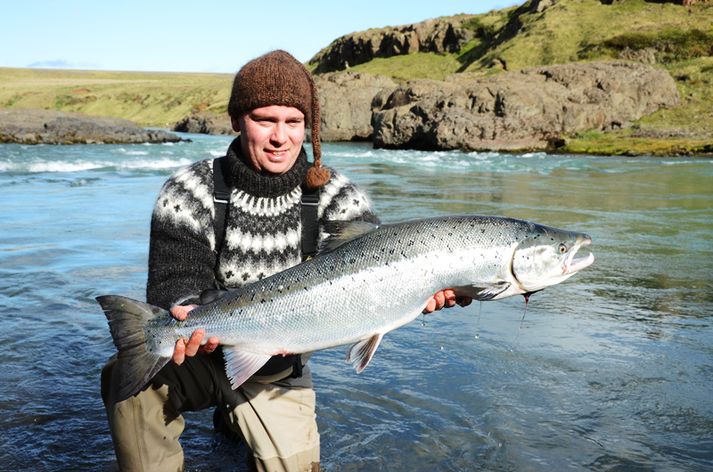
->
[[146, 160, 218, 309], [319, 169, 380, 226]]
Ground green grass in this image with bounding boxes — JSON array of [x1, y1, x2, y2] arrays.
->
[[347, 53, 464, 81], [0, 67, 232, 127], [562, 131, 712, 156]]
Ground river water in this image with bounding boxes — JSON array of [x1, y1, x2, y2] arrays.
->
[[1, 134, 711, 471]]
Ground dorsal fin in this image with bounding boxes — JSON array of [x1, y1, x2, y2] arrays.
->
[[318, 220, 379, 253]]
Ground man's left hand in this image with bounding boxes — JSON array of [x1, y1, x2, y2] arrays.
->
[[423, 289, 472, 314], [170, 304, 220, 365]]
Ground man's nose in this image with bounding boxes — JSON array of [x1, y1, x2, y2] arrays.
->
[[271, 122, 287, 143]]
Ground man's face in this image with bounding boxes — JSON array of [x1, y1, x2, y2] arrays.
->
[[233, 105, 306, 175]]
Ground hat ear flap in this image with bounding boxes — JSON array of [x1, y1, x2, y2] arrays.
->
[[304, 72, 330, 190]]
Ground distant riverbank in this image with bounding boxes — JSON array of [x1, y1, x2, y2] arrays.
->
[[0, 109, 183, 145]]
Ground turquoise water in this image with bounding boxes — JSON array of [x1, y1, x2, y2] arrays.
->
[[1, 134, 712, 471]]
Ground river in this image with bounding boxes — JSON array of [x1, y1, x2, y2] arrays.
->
[[1, 134, 711, 471]]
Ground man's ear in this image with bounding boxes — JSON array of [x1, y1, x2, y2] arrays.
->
[[230, 116, 241, 133]]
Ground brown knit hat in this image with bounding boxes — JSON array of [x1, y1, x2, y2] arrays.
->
[[228, 50, 330, 189]]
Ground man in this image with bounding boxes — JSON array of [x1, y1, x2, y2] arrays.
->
[[101, 50, 467, 472]]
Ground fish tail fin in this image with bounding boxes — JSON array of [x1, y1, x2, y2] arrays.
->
[[96, 295, 172, 402]]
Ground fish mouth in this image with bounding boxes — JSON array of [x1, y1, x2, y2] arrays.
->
[[563, 237, 594, 274]]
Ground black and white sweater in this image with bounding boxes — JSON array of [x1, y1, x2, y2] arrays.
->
[[147, 138, 379, 309]]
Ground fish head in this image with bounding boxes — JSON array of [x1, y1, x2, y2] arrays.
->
[[511, 223, 594, 293]]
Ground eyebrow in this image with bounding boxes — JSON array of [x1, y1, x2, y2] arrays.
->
[[249, 112, 304, 121]]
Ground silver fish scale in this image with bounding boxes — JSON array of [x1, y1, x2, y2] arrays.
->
[[160, 216, 542, 355]]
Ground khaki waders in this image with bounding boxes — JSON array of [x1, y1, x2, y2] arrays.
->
[[101, 356, 320, 472]]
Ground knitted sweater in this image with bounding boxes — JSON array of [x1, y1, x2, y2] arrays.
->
[[147, 138, 379, 309]]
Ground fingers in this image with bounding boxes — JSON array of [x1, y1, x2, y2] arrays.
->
[[423, 291, 446, 314], [184, 329, 205, 357], [423, 296, 437, 314], [443, 289, 457, 308], [170, 304, 198, 321], [173, 329, 205, 365], [199, 336, 220, 355], [423, 289, 468, 314], [173, 337, 186, 365]]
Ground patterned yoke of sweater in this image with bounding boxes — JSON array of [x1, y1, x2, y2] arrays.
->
[[147, 137, 380, 311]]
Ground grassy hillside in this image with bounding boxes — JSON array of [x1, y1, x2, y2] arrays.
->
[[341, 0, 713, 154], [0, 68, 232, 127]]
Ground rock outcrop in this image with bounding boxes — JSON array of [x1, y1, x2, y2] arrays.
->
[[315, 72, 398, 141], [309, 16, 476, 73], [173, 112, 235, 135], [0, 109, 184, 145], [371, 62, 680, 151]]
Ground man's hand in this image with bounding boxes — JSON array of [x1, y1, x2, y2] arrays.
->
[[170, 304, 220, 365], [423, 289, 472, 314]]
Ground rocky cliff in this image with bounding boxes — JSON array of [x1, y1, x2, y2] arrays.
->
[[309, 16, 477, 73], [314, 61, 679, 151], [315, 72, 398, 141]]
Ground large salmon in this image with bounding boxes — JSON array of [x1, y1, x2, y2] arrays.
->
[[97, 215, 594, 401]]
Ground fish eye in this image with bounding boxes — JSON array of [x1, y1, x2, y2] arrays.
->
[[558, 243, 568, 254]]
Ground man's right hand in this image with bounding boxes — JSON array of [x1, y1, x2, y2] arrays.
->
[[169, 304, 220, 365]]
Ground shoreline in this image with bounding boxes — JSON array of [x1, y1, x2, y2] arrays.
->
[[0, 107, 709, 156]]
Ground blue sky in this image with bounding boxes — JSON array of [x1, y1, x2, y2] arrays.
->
[[1, 1, 521, 73]]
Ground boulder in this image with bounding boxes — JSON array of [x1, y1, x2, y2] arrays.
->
[[173, 112, 235, 135], [316, 72, 398, 141], [0, 109, 184, 145], [372, 62, 680, 151]]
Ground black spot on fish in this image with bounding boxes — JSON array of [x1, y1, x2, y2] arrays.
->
[[242, 273, 250, 281], [349, 258, 356, 264], [174, 204, 181, 212], [258, 273, 265, 280], [353, 199, 360, 205], [225, 270, 234, 279], [162, 199, 168, 208]]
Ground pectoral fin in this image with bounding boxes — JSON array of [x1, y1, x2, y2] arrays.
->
[[319, 220, 379, 253], [346, 333, 384, 373], [222, 348, 272, 389], [454, 282, 511, 301]]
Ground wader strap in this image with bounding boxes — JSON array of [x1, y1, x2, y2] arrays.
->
[[212, 157, 232, 257], [300, 184, 320, 260]]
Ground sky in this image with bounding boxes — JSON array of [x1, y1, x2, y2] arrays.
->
[[1, 0, 521, 73]]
